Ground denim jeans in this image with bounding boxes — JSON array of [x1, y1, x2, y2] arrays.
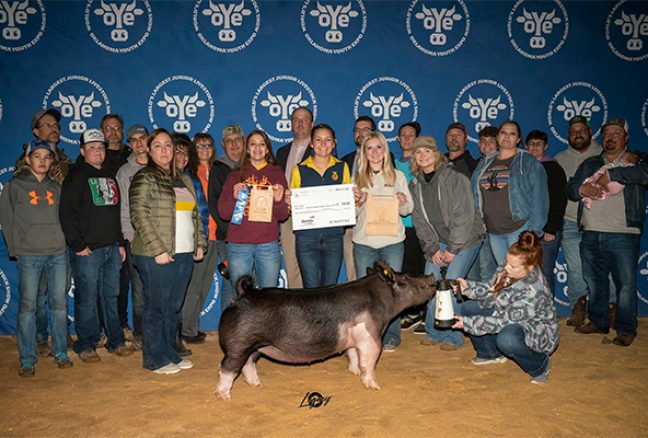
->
[[36, 257, 72, 345], [541, 231, 562, 296], [296, 233, 343, 288], [182, 240, 219, 337], [135, 252, 194, 371], [228, 241, 282, 292], [216, 241, 234, 312], [467, 235, 496, 283], [70, 244, 124, 353], [489, 228, 524, 266], [125, 244, 144, 338], [17, 252, 68, 365], [580, 231, 639, 337], [560, 220, 589, 307], [423, 243, 479, 346], [353, 242, 404, 346], [462, 301, 549, 377]]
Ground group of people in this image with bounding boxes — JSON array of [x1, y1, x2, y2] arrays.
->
[[1, 105, 645, 384]]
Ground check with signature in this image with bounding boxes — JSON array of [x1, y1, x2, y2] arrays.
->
[[291, 184, 356, 231]]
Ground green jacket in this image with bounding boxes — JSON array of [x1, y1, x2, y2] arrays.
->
[[129, 166, 207, 257]]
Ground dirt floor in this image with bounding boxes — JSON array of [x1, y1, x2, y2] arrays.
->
[[1, 318, 648, 437]]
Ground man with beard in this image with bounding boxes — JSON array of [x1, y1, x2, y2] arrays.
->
[[566, 118, 647, 347], [445, 122, 478, 179], [555, 116, 602, 326], [101, 114, 131, 176]]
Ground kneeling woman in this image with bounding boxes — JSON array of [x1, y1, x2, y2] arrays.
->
[[130, 129, 207, 374], [217, 130, 289, 290], [452, 231, 558, 384]]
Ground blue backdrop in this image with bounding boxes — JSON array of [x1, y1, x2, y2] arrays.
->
[[1, 0, 647, 334]]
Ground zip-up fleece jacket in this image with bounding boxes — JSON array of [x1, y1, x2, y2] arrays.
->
[[59, 158, 124, 252], [462, 267, 559, 354], [410, 163, 484, 258], [471, 149, 549, 237], [129, 166, 207, 257], [0, 170, 66, 257], [116, 153, 145, 241], [565, 150, 648, 231]]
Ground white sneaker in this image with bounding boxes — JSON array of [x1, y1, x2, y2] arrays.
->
[[178, 359, 193, 370], [153, 363, 181, 374], [471, 356, 508, 366]]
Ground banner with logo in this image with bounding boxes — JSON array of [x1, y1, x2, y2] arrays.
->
[[0, 0, 647, 334]]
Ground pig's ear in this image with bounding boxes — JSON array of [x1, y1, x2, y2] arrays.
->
[[376, 263, 395, 284]]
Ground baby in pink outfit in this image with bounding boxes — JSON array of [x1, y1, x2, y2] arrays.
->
[[581, 151, 638, 209]]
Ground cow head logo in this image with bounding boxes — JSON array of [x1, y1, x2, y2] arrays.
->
[[547, 81, 609, 145], [0, 0, 45, 52], [148, 75, 215, 134], [354, 77, 418, 142], [507, 0, 569, 59], [42, 75, 111, 145], [193, 0, 260, 53], [85, 0, 152, 53], [452, 79, 514, 143], [300, 0, 367, 54], [251, 75, 318, 143], [406, 0, 470, 57], [606, 0, 648, 61]]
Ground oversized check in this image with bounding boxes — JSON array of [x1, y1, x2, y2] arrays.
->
[[291, 184, 356, 231]]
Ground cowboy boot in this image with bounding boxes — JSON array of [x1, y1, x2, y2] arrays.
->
[[567, 296, 587, 326], [175, 323, 192, 357]]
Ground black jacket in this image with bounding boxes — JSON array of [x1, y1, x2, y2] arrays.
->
[[448, 150, 478, 179], [541, 159, 567, 234], [208, 160, 235, 241], [59, 158, 124, 252]]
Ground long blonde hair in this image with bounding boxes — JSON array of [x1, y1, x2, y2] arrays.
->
[[355, 131, 396, 189]]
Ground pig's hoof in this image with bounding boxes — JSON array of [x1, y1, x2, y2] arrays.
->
[[243, 376, 262, 387], [348, 364, 361, 376], [215, 389, 231, 401], [361, 376, 381, 391]]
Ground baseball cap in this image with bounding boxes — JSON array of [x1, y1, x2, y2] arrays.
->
[[412, 135, 439, 154], [601, 118, 628, 134], [127, 124, 149, 140], [568, 115, 590, 128], [446, 122, 467, 136], [80, 129, 107, 146], [25, 139, 57, 160], [222, 125, 243, 138], [31, 108, 61, 130]]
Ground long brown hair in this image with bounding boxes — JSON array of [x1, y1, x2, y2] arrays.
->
[[146, 128, 177, 179], [491, 230, 543, 294], [355, 131, 396, 189], [238, 130, 277, 182]]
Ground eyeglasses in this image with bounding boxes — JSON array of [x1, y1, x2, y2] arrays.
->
[[526, 140, 546, 147], [569, 127, 589, 136], [196, 143, 213, 149], [103, 126, 122, 132], [37, 122, 59, 130]]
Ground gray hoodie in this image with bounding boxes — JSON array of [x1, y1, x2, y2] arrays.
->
[[0, 170, 66, 257], [116, 153, 146, 241]]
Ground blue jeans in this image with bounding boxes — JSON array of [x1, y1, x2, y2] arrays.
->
[[36, 257, 72, 345], [216, 241, 234, 313], [423, 243, 479, 346], [228, 241, 282, 292], [541, 231, 562, 297], [17, 252, 68, 365], [560, 220, 589, 307], [125, 244, 144, 338], [135, 252, 194, 371], [462, 301, 549, 377], [70, 244, 124, 353], [489, 228, 523, 266], [296, 233, 343, 288], [580, 231, 639, 337], [353, 242, 404, 346], [467, 235, 496, 283]]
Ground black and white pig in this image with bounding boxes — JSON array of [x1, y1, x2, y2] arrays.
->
[[216, 262, 437, 400]]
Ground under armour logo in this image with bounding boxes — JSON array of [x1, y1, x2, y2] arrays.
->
[[29, 190, 55, 205]]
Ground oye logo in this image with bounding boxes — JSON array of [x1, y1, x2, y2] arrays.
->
[[641, 97, 648, 138], [42, 75, 111, 145], [0, 268, 11, 318], [193, 0, 260, 53], [452, 79, 514, 142], [553, 259, 570, 308], [547, 81, 608, 145], [0, 0, 45, 52], [636, 252, 648, 305], [300, 0, 367, 54], [354, 77, 418, 141], [251, 75, 318, 143], [148, 75, 215, 134], [606, 0, 648, 61], [85, 0, 152, 53], [507, 0, 569, 59], [200, 272, 220, 317], [406, 0, 470, 57]]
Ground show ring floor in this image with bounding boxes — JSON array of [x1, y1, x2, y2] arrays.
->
[[2, 318, 648, 437]]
